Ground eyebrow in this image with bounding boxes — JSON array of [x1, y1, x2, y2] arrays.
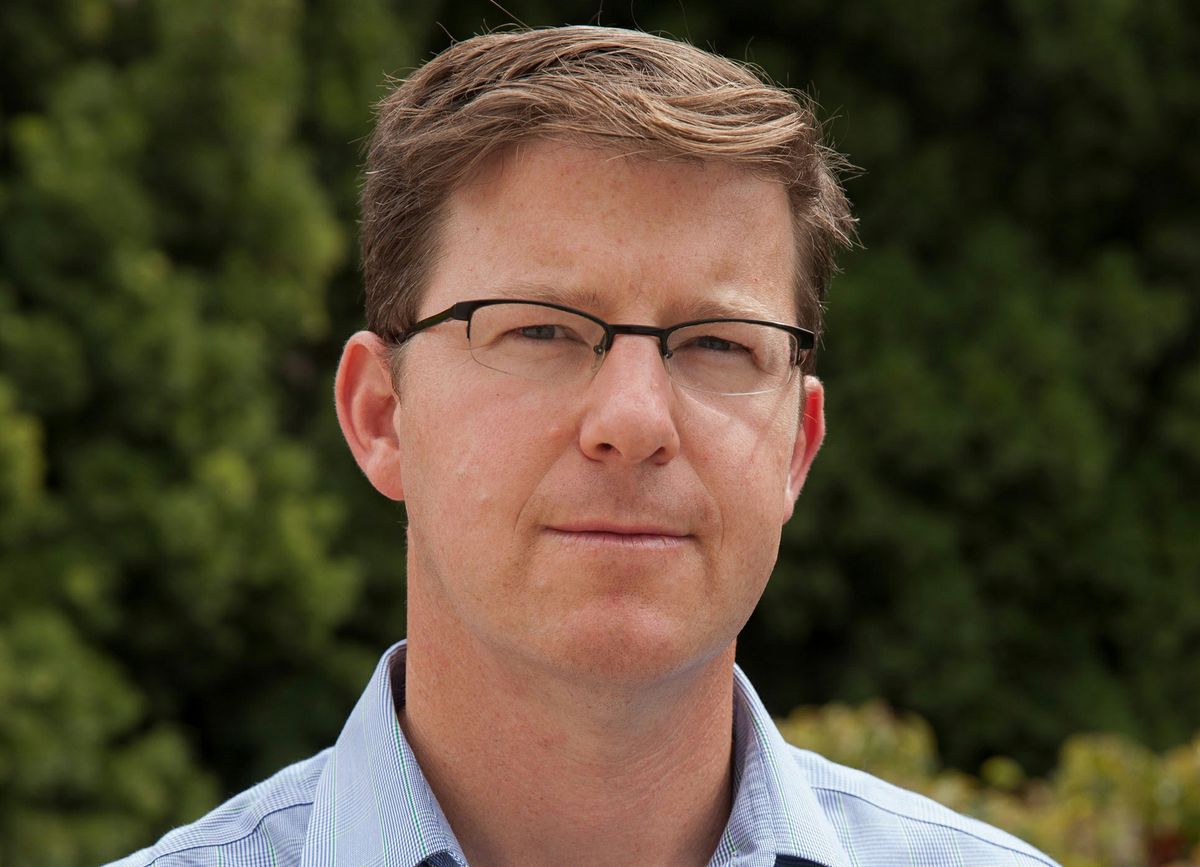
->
[[491, 281, 610, 313], [674, 294, 786, 322], [482, 281, 792, 324]]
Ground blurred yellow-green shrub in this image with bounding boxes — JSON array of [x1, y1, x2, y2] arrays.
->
[[778, 702, 1200, 867]]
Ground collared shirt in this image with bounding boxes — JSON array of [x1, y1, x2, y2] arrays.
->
[[108, 642, 1059, 867]]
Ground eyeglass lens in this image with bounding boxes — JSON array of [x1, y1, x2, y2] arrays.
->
[[465, 302, 798, 395]]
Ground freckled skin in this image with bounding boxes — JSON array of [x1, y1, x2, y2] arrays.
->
[[391, 140, 821, 689]]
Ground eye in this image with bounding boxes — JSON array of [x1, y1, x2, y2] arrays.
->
[[680, 333, 751, 354], [511, 324, 585, 341], [517, 324, 559, 340]]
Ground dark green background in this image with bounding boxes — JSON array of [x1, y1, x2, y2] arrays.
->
[[2, 0, 1197, 863]]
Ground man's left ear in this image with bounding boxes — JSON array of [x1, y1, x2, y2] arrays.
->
[[783, 376, 825, 522]]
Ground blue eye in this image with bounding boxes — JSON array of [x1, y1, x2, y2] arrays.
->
[[517, 324, 560, 340], [682, 334, 751, 354], [694, 335, 735, 352]]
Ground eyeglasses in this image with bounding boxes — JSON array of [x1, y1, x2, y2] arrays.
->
[[386, 299, 814, 396]]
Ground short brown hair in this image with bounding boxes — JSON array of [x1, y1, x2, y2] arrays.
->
[[361, 26, 855, 362]]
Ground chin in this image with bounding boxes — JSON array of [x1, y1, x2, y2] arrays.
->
[[535, 610, 735, 690]]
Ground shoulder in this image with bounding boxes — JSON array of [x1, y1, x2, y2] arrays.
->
[[786, 745, 1061, 867], [104, 748, 330, 867]]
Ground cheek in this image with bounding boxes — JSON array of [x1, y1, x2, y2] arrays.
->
[[406, 384, 572, 526], [691, 403, 797, 526]]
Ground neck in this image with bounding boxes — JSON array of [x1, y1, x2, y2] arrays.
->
[[401, 585, 737, 867]]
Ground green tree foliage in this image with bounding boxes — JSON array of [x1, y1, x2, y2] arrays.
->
[[0, 0, 406, 861], [777, 701, 1200, 867], [1, 0, 1197, 864]]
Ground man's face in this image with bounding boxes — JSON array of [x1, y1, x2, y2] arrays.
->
[[386, 140, 821, 686]]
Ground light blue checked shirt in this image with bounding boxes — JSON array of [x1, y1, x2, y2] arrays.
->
[[108, 641, 1059, 867]]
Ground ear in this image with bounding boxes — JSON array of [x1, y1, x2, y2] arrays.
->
[[783, 376, 825, 522], [335, 331, 406, 501]]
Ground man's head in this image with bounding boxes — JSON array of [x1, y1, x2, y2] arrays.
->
[[360, 26, 855, 365], [338, 26, 854, 688]]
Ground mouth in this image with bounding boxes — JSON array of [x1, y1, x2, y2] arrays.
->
[[544, 523, 693, 550]]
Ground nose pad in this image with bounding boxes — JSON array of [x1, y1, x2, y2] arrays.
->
[[589, 337, 673, 379]]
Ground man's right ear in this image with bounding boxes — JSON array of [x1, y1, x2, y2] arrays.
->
[[334, 331, 406, 501]]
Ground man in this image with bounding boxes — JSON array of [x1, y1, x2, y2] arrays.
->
[[111, 26, 1058, 867]]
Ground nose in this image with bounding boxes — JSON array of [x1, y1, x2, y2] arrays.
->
[[578, 333, 682, 465]]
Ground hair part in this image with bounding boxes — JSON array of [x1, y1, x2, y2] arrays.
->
[[361, 26, 856, 374]]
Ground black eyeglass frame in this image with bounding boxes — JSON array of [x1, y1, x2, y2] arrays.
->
[[385, 299, 816, 366]]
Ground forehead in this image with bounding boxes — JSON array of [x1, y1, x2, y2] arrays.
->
[[430, 140, 797, 322]]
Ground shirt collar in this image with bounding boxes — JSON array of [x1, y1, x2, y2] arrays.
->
[[302, 641, 850, 867], [721, 667, 852, 867], [301, 641, 464, 867]]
